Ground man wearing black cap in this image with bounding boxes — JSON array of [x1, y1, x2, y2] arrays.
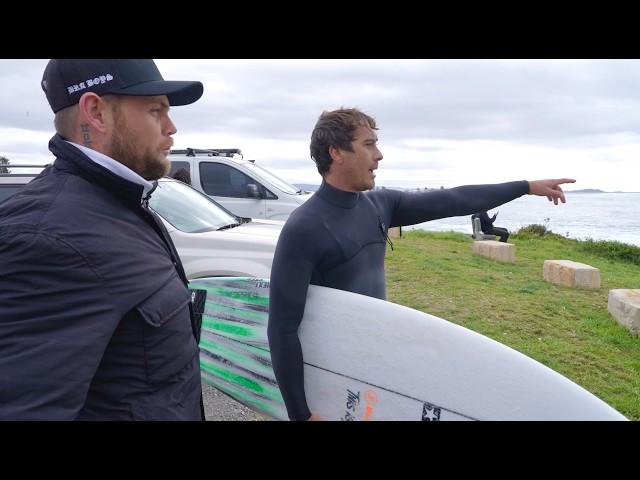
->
[[0, 60, 205, 420]]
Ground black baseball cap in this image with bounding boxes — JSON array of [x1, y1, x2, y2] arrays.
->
[[41, 59, 204, 113]]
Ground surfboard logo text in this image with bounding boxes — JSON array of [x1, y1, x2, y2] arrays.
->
[[363, 390, 378, 421], [341, 389, 361, 421], [253, 279, 270, 289]]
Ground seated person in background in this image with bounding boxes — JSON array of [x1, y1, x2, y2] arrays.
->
[[172, 167, 191, 185], [472, 210, 509, 242]]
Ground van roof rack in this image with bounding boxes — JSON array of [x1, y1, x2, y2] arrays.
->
[[170, 148, 243, 159], [0, 164, 50, 176], [1, 164, 50, 168]]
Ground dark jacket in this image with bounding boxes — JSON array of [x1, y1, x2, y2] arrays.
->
[[0, 135, 203, 420]]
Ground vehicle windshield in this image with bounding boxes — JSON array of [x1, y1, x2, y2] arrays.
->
[[243, 162, 301, 195], [149, 179, 239, 233]]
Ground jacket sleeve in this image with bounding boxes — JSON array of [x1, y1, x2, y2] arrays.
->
[[387, 181, 529, 227], [0, 230, 120, 420], [266, 219, 319, 421]]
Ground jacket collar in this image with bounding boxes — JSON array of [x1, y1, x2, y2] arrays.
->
[[48, 134, 149, 209]]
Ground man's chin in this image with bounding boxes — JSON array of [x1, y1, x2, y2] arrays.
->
[[157, 156, 171, 178], [161, 160, 171, 177], [141, 158, 170, 181]]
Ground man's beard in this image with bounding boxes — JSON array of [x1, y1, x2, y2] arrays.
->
[[109, 117, 170, 181]]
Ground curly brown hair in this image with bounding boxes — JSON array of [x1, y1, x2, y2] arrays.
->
[[309, 108, 378, 175]]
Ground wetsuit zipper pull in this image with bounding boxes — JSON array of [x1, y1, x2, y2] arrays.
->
[[378, 216, 394, 252]]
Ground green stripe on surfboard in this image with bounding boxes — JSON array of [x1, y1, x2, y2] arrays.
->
[[199, 337, 272, 376], [201, 370, 282, 418], [190, 277, 287, 419], [201, 316, 265, 339], [202, 301, 267, 323], [199, 358, 282, 400]]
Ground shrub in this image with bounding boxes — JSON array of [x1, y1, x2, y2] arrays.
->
[[579, 239, 640, 266], [512, 224, 569, 241]]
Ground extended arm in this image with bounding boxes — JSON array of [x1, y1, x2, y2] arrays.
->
[[389, 181, 530, 226], [388, 178, 576, 227]]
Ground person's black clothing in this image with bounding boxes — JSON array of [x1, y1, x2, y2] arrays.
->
[[267, 180, 529, 420], [472, 211, 509, 242], [474, 211, 495, 232], [491, 227, 509, 243], [0, 135, 203, 420]]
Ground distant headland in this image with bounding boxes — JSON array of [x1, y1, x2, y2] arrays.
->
[[566, 189, 606, 193], [565, 189, 636, 193]]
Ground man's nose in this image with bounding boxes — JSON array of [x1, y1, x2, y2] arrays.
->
[[165, 116, 177, 136]]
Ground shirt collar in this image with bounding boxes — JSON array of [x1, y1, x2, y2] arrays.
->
[[64, 141, 155, 200]]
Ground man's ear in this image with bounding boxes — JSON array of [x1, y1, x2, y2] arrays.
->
[[328, 145, 344, 165], [77, 92, 111, 134]]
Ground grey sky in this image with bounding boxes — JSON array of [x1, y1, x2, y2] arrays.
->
[[1, 59, 639, 191]]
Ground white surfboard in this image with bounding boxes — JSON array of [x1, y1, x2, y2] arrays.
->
[[189, 277, 628, 421]]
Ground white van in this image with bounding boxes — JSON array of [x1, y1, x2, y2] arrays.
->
[[169, 148, 313, 220]]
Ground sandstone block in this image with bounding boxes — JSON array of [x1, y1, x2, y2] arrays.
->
[[471, 240, 516, 263], [542, 260, 600, 289]]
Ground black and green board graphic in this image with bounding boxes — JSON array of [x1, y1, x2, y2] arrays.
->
[[189, 277, 288, 420]]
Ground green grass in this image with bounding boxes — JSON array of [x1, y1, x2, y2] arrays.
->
[[385, 229, 640, 420]]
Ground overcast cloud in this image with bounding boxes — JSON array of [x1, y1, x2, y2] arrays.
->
[[1, 59, 639, 191]]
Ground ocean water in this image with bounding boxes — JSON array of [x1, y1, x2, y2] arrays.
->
[[404, 192, 640, 247]]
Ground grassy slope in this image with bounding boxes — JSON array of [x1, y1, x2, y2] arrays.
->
[[384, 230, 640, 420]]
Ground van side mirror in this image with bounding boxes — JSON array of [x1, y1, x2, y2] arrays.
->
[[246, 183, 262, 199]]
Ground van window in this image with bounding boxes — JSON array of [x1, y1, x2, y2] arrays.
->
[[200, 162, 262, 198], [169, 161, 190, 177], [244, 163, 300, 195]]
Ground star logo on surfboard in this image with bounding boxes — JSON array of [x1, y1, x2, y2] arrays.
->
[[422, 403, 442, 421]]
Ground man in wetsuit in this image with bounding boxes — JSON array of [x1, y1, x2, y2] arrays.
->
[[267, 107, 575, 421]]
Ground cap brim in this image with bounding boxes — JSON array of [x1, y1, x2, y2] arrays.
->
[[111, 80, 204, 106]]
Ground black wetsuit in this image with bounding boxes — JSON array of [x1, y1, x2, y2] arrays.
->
[[267, 180, 529, 420]]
